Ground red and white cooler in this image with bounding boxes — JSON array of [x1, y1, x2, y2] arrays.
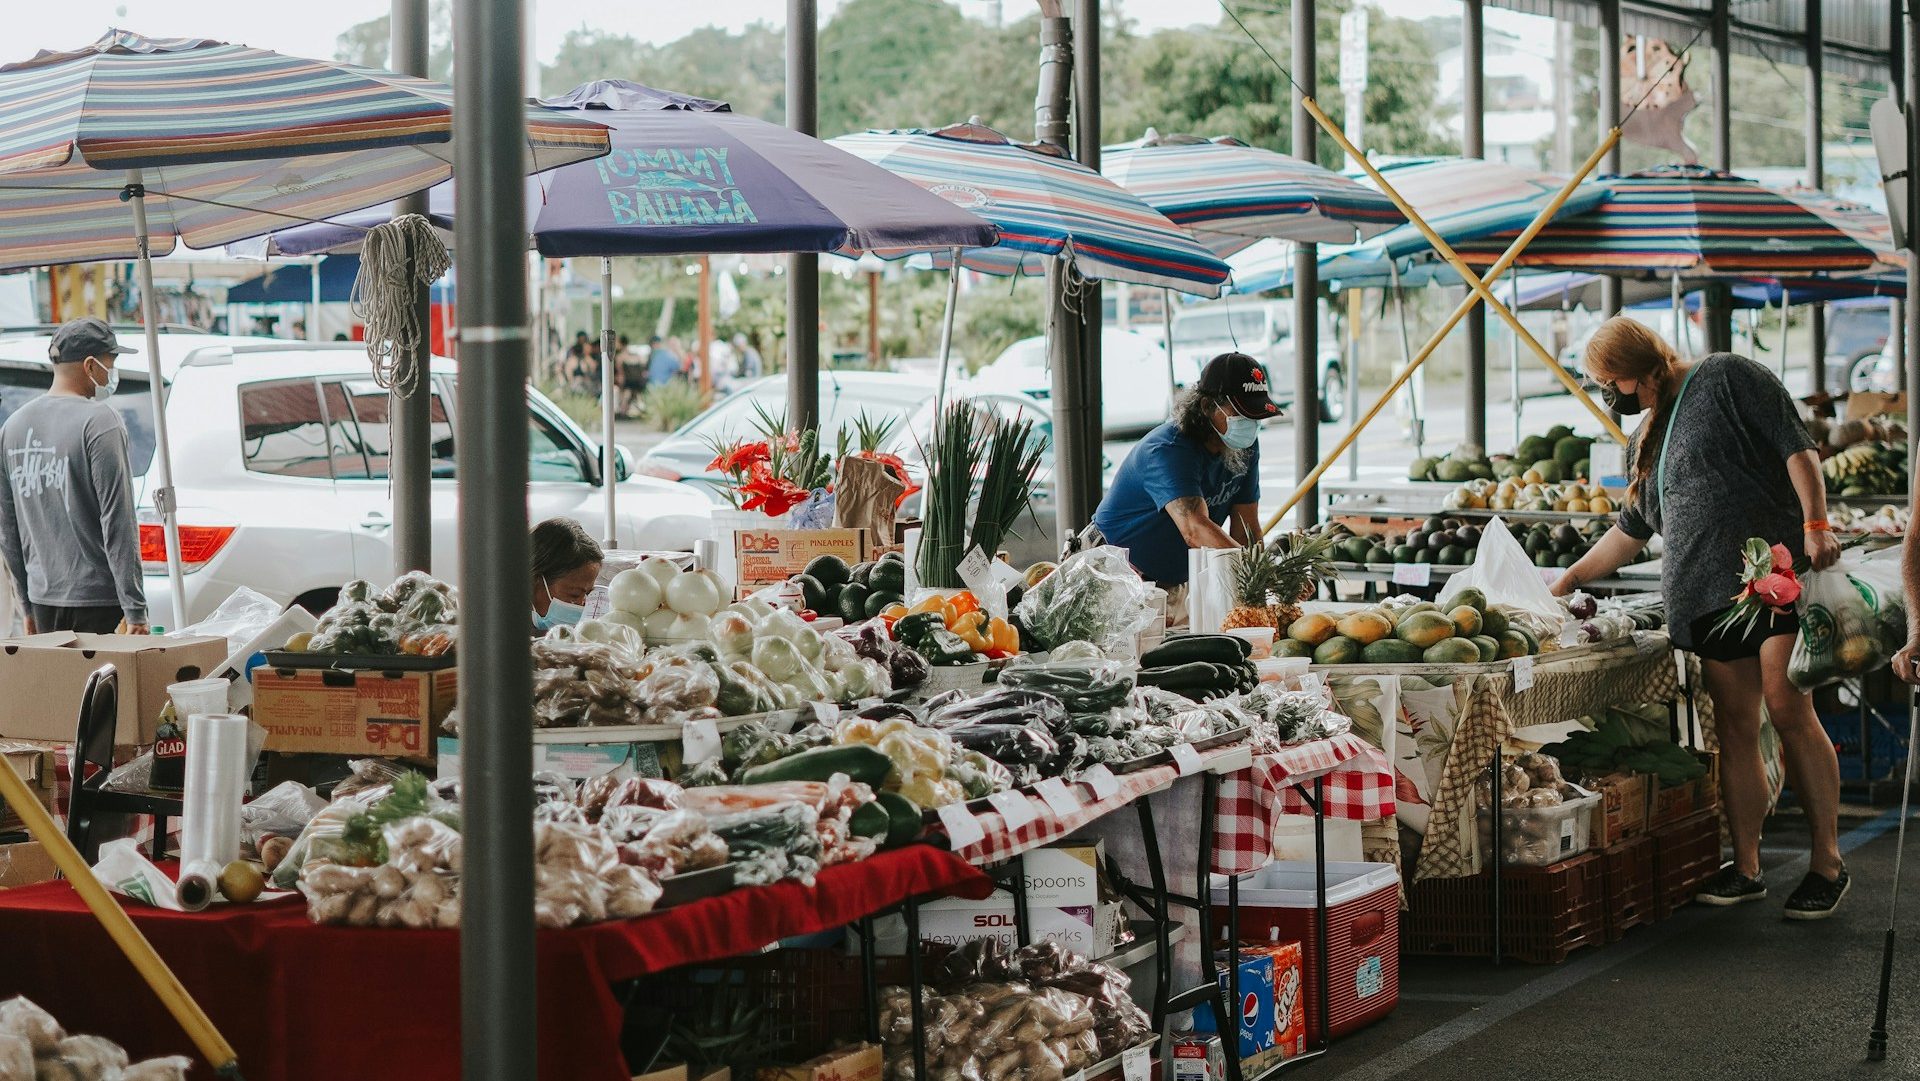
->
[[1211, 861, 1399, 1044]]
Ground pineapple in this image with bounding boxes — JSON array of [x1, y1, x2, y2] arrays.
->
[[1221, 540, 1281, 630], [1265, 531, 1338, 629]]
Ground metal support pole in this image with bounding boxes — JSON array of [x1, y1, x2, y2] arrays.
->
[[601, 258, 618, 547], [1703, 0, 1734, 355], [1294, 0, 1321, 529], [933, 254, 962, 424], [1908, 0, 1919, 443], [1074, 0, 1104, 520], [454, 0, 535, 1074], [391, 0, 434, 575], [786, 0, 820, 430], [1599, 0, 1623, 319], [127, 177, 185, 625], [1039, 13, 1090, 546], [1509, 268, 1522, 445], [1391, 264, 1424, 456], [1462, 0, 1487, 451], [1807, 0, 1827, 395], [309, 257, 323, 342]]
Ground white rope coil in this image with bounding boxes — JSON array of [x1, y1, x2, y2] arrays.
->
[[351, 214, 451, 393]]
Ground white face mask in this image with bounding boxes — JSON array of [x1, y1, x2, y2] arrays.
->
[[87, 358, 119, 402]]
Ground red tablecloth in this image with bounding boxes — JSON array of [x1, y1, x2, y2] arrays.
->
[[0, 845, 989, 1081]]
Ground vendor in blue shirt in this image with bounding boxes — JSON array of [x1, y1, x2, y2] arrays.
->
[[1093, 352, 1279, 606]]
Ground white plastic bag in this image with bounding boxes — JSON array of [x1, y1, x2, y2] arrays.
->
[[174, 587, 283, 652], [1790, 561, 1891, 688], [1437, 517, 1564, 623], [1185, 548, 1239, 634]]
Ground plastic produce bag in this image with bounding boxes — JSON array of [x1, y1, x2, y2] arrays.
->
[[1013, 546, 1154, 654], [1790, 562, 1891, 688], [1437, 517, 1565, 624], [174, 586, 285, 652]]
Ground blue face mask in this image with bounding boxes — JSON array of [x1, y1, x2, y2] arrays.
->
[[533, 578, 586, 631], [1221, 414, 1260, 450]]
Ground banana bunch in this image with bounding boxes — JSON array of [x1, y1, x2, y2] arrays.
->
[[1823, 441, 1908, 498]]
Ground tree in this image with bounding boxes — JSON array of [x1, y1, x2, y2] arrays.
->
[[332, 0, 454, 82]]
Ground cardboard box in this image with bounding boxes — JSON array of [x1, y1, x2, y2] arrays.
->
[[733, 527, 869, 598], [0, 741, 60, 833], [1192, 950, 1277, 1063], [1846, 391, 1907, 421], [1647, 777, 1697, 829], [1171, 1035, 1225, 1081], [1243, 941, 1307, 1066], [253, 665, 456, 757], [0, 840, 57, 889], [757, 1044, 882, 1081], [632, 1066, 688, 1081], [1586, 772, 1649, 847], [915, 843, 1119, 957], [0, 632, 226, 745]]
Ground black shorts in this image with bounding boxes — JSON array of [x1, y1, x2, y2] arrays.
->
[[1689, 607, 1799, 663]]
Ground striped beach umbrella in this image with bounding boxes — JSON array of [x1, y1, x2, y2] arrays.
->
[[1775, 188, 1905, 274], [830, 122, 1229, 296], [1449, 165, 1880, 277], [0, 29, 611, 616], [1101, 131, 1404, 253]]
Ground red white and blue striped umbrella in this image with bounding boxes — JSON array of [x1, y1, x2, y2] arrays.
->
[[0, 29, 611, 269], [830, 122, 1229, 297], [1449, 165, 1880, 277], [1100, 131, 1403, 253]]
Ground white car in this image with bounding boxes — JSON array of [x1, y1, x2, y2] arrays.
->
[[967, 328, 1173, 437], [0, 335, 714, 627]]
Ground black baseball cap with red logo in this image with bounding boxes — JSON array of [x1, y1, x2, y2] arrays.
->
[[1195, 352, 1282, 419]]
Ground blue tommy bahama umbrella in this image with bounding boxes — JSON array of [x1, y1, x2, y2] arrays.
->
[[0, 29, 611, 618]]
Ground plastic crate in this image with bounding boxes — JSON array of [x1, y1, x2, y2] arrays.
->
[[648, 946, 908, 1058], [1652, 810, 1723, 918], [1402, 851, 1608, 964], [1599, 834, 1657, 942]]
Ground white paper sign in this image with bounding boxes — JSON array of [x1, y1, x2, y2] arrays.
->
[[1171, 741, 1205, 776], [1084, 764, 1122, 801], [956, 546, 1006, 619], [1511, 655, 1535, 692], [1035, 777, 1081, 818], [937, 801, 986, 850], [1121, 1046, 1152, 1081], [682, 718, 722, 765], [988, 789, 1040, 830], [810, 701, 841, 726], [1392, 563, 1431, 587]]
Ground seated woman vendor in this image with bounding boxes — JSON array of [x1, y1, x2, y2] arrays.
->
[[531, 517, 604, 632]]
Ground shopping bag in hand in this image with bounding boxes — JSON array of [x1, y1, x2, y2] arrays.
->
[[1788, 562, 1888, 689]]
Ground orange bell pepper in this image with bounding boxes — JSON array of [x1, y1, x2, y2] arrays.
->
[[950, 610, 991, 652], [879, 603, 909, 623], [988, 617, 1020, 654], [950, 591, 981, 618]]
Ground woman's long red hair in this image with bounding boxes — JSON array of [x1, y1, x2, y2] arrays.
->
[[1583, 317, 1682, 507]]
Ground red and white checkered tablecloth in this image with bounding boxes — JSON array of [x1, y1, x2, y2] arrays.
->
[[1213, 733, 1395, 876], [944, 743, 1246, 866]]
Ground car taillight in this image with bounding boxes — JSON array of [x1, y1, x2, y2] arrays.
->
[[641, 462, 682, 482], [140, 525, 236, 568]]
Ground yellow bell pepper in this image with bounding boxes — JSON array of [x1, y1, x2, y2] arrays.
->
[[908, 593, 947, 616], [988, 617, 1020, 654], [950, 610, 991, 652]]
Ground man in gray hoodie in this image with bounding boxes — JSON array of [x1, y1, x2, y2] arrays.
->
[[0, 317, 147, 634]]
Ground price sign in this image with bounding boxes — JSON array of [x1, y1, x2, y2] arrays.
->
[[989, 789, 1040, 830], [811, 701, 842, 726], [1035, 777, 1082, 818], [682, 718, 722, 765], [1122, 1045, 1152, 1081], [1171, 741, 1205, 776], [936, 802, 986, 850], [1391, 563, 1431, 588], [1084, 764, 1122, 801], [1511, 655, 1535, 692]]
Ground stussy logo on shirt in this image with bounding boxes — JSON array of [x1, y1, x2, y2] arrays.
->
[[6, 429, 70, 509]]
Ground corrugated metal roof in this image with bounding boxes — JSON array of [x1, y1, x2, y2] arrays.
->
[[1490, 0, 1893, 81]]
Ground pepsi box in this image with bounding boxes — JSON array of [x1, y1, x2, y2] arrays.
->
[[1190, 950, 1277, 1062]]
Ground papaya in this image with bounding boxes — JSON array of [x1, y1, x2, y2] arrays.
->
[[1448, 605, 1484, 637], [1403, 602, 1442, 617], [1272, 638, 1317, 659], [1450, 587, 1488, 613], [1469, 635, 1500, 662], [1312, 636, 1363, 665], [1395, 611, 1456, 649], [1423, 638, 1483, 665], [1286, 612, 1339, 646], [1335, 610, 1395, 646], [1362, 639, 1423, 664], [1496, 630, 1534, 659], [1479, 607, 1509, 638]]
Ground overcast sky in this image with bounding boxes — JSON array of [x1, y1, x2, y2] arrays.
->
[[18, 1, 1484, 66]]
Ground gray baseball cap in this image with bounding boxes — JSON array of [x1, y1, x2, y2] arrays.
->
[[49, 317, 137, 363]]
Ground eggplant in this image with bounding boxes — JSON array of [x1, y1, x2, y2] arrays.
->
[[945, 723, 1058, 766]]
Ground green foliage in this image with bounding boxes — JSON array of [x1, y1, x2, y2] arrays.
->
[[332, 1, 454, 82], [538, 384, 607, 432], [641, 380, 709, 432]]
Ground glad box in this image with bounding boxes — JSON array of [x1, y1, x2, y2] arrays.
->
[[733, 527, 869, 597], [914, 842, 1115, 955], [756, 1044, 881, 1081], [0, 632, 226, 745], [253, 665, 455, 757]]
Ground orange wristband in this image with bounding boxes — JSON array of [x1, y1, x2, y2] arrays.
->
[[1804, 520, 1832, 532]]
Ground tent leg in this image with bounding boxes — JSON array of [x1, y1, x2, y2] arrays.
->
[[601, 257, 618, 548], [932, 250, 961, 424], [127, 174, 185, 626]]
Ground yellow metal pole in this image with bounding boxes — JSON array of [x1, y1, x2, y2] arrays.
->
[[1262, 103, 1627, 534], [1304, 96, 1626, 442], [0, 758, 241, 1075]]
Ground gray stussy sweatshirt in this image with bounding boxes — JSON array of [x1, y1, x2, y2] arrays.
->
[[0, 393, 148, 623]]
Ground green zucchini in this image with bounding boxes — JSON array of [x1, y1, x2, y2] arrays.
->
[[1142, 635, 1252, 668], [1138, 661, 1227, 690], [875, 791, 923, 847], [738, 744, 893, 787], [848, 801, 891, 840]]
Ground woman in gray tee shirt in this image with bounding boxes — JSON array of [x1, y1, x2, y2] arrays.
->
[[1553, 317, 1848, 919]]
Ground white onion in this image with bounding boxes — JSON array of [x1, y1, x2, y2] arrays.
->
[[642, 608, 679, 637], [664, 571, 722, 616], [607, 569, 662, 616], [637, 558, 681, 590], [667, 611, 711, 640]]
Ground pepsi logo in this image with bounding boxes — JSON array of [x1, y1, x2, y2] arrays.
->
[[1241, 991, 1260, 1023]]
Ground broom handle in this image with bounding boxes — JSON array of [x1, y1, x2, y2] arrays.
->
[[0, 758, 241, 1074]]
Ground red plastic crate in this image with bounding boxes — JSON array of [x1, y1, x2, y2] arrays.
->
[[1652, 810, 1723, 918], [1600, 835, 1657, 941], [1402, 851, 1608, 964]]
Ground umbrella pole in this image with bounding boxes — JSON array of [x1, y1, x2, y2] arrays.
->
[[309, 257, 323, 342], [1163, 287, 1177, 405], [932, 248, 961, 423], [1671, 272, 1684, 359], [601, 257, 618, 548], [1509, 266, 1522, 446], [127, 174, 186, 626], [1390, 263, 1423, 458], [1780, 287, 1791, 382]]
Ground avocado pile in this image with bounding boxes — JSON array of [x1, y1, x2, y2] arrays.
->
[[1519, 518, 1610, 570], [790, 552, 907, 622], [1323, 516, 1486, 568], [1275, 587, 1541, 666], [1407, 443, 1493, 483], [1493, 425, 1595, 484]]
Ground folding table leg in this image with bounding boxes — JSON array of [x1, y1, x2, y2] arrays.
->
[[904, 899, 927, 1081], [1313, 777, 1331, 1049], [1490, 756, 1504, 966], [1137, 799, 1173, 1032], [858, 916, 880, 1044], [1009, 853, 1032, 948]]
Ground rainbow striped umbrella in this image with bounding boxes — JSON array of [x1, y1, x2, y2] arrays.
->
[[830, 122, 1229, 297], [0, 29, 609, 618], [1100, 131, 1403, 253], [1449, 165, 1880, 277]]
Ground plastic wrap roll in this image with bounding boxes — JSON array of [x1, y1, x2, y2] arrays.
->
[[174, 861, 218, 912], [179, 714, 249, 882]]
